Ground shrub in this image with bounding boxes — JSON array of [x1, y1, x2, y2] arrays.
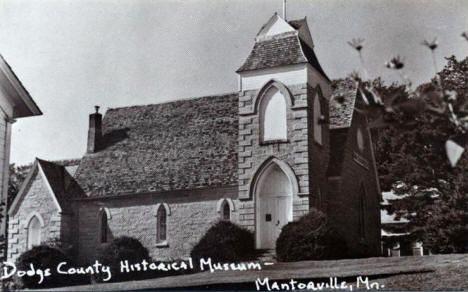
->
[[42, 237, 74, 257], [96, 236, 150, 283], [191, 220, 255, 263], [276, 209, 348, 262], [15, 245, 86, 289]]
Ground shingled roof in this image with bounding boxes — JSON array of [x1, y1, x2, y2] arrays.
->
[[236, 18, 329, 81], [73, 93, 239, 198], [329, 79, 358, 129], [236, 35, 307, 73], [327, 79, 359, 176]]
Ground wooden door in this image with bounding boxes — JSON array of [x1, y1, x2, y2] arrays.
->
[[258, 195, 291, 249]]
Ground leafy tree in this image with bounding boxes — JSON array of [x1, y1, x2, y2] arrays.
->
[[372, 56, 468, 253], [8, 163, 31, 205]]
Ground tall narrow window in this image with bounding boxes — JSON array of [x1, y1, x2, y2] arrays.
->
[[222, 201, 230, 221], [357, 127, 365, 152], [100, 211, 108, 243], [359, 184, 367, 239], [157, 206, 167, 242], [314, 94, 323, 144], [27, 216, 41, 249], [318, 188, 323, 210], [261, 87, 287, 142]]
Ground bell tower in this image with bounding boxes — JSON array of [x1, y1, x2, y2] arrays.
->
[[235, 14, 333, 236]]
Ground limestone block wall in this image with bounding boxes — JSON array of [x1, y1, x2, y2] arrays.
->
[[76, 186, 238, 263], [237, 82, 330, 232], [306, 84, 331, 210], [7, 169, 62, 262]]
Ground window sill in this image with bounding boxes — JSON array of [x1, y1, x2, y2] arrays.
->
[[260, 139, 289, 146], [156, 241, 169, 248]]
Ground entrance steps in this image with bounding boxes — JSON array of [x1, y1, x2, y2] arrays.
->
[[256, 249, 277, 263]]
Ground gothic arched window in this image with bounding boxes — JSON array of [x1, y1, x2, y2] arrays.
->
[[27, 216, 42, 249], [313, 94, 323, 145], [260, 86, 287, 142], [222, 200, 230, 221], [157, 205, 167, 242], [100, 211, 108, 243]]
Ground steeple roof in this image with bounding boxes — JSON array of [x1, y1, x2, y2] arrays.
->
[[236, 14, 329, 81]]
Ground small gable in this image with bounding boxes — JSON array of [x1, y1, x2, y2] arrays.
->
[[7, 163, 68, 261], [9, 163, 61, 218], [9, 159, 79, 216], [256, 14, 296, 41]]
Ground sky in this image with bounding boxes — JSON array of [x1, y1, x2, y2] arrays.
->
[[1, 0, 468, 165]]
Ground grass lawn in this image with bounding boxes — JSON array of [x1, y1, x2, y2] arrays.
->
[[46, 254, 468, 291], [378, 256, 468, 291]]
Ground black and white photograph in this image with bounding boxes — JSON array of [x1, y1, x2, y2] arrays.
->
[[0, 0, 467, 290]]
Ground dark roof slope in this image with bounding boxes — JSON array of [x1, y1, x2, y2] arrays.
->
[[288, 19, 307, 30], [37, 159, 82, 211], [329, 79, 358, 129], [73, 93, 239, 198], [37, 159, 65, 197], [299, 39, 330, 81]]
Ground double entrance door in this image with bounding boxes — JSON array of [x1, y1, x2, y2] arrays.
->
[[257, 194, 292, 249]]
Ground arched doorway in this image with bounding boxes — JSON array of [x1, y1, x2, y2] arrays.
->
[[253, 159, 294, 249]]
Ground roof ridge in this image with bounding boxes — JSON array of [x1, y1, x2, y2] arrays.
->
[[255, 31, 298, 43], [35, 157, 81, 167], [106, 91, 238, 112]]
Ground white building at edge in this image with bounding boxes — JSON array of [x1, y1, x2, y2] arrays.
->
[[0, 54, 42, 258]]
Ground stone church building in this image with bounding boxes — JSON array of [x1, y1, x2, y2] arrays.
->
[[7, 14, 382, 263]]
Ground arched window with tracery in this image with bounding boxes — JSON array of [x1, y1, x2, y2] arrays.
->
[[157, 205, 167, 242], [27, 215, 42, 249], [313, 93, 323, 145], [260, 86, 287, 142]]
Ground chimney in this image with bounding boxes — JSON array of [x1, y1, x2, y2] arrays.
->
[[87, 106, 102, 153]]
